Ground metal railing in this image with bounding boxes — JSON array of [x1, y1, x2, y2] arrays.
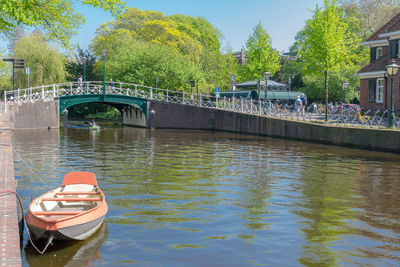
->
[[2, 81, 400, 129]]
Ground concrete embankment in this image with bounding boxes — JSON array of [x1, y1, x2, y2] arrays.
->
[[149, 101, 400, 154], [0, 131, 21, 266], [6, 100, 59, 130]]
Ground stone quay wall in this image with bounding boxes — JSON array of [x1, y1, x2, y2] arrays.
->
[[7, 99, 59, 130], [149, 101, 400, 154]]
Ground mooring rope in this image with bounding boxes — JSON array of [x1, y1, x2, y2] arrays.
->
[[0, 190, 54, 254]]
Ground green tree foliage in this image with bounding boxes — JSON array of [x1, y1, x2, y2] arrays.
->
[[13, 32, 66, 88], [340, 0, 400, 37], [169, 14, 221, 53], [91, 8, 235, 92], [65, 46, 99, 82], [298, 0, 359, 120], [241, 21, 281, 84], [95, 40, 202, 92], [0, 0, 125, 47], [91, 8, 202, 58], [0, 50, 11, 97], [302, 66, 360, 103]]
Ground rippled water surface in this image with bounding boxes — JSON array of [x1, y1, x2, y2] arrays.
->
[[12, 126, 400, 266]]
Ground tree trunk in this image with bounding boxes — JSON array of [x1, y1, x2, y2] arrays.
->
[[324, 70, 328, 122]]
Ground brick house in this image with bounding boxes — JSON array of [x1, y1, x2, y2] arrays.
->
[[356, 13, 400, 112]]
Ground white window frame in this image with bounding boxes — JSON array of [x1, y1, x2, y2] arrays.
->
[[377, 47, 382, 59], [376, 78, 384, 103]]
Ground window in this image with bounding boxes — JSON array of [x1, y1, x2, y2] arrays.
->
[[368, 79, 376, 101], [390, 39, 399, 58], [370, 47, 376, 62], [377, 47, 382, 59], [376, 78, 384, 103]]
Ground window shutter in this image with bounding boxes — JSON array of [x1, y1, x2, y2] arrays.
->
[[368, 79, 376, 101], [390, 39, 397, 58], [370, 47, 376, 62]]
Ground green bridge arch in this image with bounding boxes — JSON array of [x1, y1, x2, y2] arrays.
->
[[59, 94, 148, 115]]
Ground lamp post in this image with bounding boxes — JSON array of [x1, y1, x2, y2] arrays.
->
[[263, 71, 270, 109], [82, 56, 87, 94], [342, 80, 348, 103], [386, 59, 400, 128], [102, 49, 107, 96]]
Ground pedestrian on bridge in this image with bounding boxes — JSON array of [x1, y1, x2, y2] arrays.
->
[[77, 75, 83, 90]]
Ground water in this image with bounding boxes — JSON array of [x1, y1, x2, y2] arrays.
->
[[11, 125, 400, 266]]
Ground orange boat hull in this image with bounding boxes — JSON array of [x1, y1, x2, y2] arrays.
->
[[25, 171, 108, 241]]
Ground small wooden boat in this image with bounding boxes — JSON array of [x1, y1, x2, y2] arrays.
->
[[25, 171, 108, 241], [89, 125, 100, 130]]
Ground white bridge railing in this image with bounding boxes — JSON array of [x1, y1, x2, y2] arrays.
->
[[3, 81, 400, 128], [2, 81, 274, 117]]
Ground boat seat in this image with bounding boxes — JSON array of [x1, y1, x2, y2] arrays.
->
[[56, 192, 100, 196], [32, 211, 82, 216], [42, 197, 101, 202]]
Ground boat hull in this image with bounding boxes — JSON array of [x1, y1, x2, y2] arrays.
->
[[25, 172, 108, 242], [27, 215, 105, 241]]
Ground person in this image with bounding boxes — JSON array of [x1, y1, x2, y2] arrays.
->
[[91, 119, 97, 127], [300, 93, 307, 116], [295, 96, 302, 116], [77, 75, 83, 90], [110, 79, 114, 88]]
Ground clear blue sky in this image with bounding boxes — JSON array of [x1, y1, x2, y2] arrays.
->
[[2, 0, 324, 53]]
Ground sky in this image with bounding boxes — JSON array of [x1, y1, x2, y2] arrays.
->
[[1, 0, 324, 54]]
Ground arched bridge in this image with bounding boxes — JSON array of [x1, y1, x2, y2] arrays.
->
[[2, 80, 271, 129]]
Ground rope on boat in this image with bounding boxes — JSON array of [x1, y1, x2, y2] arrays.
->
[[0, 190, 54, 254], [10, 146, 48, 185]]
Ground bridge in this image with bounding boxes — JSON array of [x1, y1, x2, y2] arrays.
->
[[2, 81, 269, 128]]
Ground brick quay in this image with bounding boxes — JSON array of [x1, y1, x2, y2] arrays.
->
[[0, 131, 21, 267]]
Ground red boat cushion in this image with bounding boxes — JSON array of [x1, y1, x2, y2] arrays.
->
[[62, 171, 98, 186]]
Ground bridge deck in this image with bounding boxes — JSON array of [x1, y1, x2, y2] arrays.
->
[[0, 132, 21, 266]]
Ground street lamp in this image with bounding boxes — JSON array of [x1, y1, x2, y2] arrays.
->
[[82, 56, 87, 94], [263, 71, 270, 104], [342, 80, 348, 103], [102, 49, 107, 95], [386, 59, 400, 127]]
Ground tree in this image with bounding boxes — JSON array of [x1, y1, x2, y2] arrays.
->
[[339, 0, 400, 37], [91, 7, 235, 92], [13, 32, 66, 88], [0, 0, 125, 47], [302, 66, 361, 103], [91, 8, 203, 58], [0, 50, 11, 97], [242, 21, 280, 101], [65, 46, 99, 82], [96, 40, 203, 92], [298, 0, 359, 121]]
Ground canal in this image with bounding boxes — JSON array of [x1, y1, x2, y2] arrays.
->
[[12, 125, 400, 266]]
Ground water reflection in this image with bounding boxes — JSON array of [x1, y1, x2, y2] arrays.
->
[[25, 223, 109, 267], [12, 127, 400, 266]]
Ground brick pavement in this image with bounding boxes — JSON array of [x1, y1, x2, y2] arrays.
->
[[0, 132, 21, 267]]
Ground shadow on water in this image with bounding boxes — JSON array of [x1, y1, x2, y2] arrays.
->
[[24, 223, 109, 267]]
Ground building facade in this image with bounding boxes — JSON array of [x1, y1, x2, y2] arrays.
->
[[357, 13, 400, 112]]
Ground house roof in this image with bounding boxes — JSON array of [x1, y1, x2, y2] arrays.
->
[[236, 80, 288, 89], [367, 12, 400, 42], [358, 53, 390, 74], [212, 90, 305, 101]]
